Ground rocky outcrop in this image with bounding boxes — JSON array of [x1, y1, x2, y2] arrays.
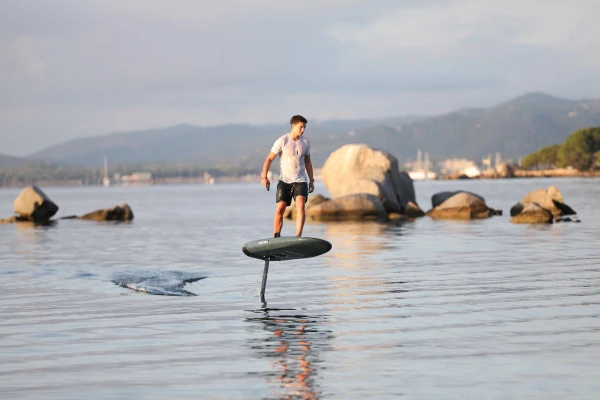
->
[[3, 185, 134, 224], [13, 185, 58, 222], [427, 191, 501, 220], [321, 144, 424, 216], [77, 203, 134, 221], [510, 186, 577, 220], [285, 193, 387, 221], [284, 194, 327, 219], [307, 194, 387, 221], [510, 202, 554, 224]]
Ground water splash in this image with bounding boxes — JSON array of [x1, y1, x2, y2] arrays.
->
[[112, 270, 206, 296]]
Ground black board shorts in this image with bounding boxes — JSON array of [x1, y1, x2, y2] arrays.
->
[[276, 181, 309, 206]]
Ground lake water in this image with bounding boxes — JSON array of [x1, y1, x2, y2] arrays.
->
[[1, 178, 599, 399]]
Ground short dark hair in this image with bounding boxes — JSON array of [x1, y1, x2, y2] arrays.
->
[[290, 115, 307, 125]]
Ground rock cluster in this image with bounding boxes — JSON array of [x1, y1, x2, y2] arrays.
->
[[1, 185, 134, 224], [285, 144, 425, 221], [280, 145, 581, 226]]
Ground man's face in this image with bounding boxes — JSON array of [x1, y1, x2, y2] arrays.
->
[[293, 122, 306, 136]]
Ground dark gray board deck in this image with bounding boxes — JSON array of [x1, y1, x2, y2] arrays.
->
[[242, 237, 332, 261]]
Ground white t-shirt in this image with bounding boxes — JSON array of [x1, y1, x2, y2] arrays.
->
[[270, 134, 311, 184]]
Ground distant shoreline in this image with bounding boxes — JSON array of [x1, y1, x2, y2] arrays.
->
[[2, 170, 599, 189], [512, 168, 600, 178], [0, 175, 259, 189], [440, 168, 600, 180]]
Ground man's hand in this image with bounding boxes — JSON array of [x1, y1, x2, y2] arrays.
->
[[309, 180, 314, 193], [262, 177, 271, 191]]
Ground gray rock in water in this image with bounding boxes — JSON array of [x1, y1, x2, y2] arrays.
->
[[509, 203, 524, 217], [510, 202, 553, 224], [78, 203, 134, 221], [13, 185, 59, 222], [431, 191, 485, 209], [427, 191, 499, 220], [284, 193, 329, 219], [404, 200, 425, 218], [301, 193, 388, 221], [511, 186, 577, 220]]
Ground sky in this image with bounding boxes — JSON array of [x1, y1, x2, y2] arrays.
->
[[2, 0, 600, 156]]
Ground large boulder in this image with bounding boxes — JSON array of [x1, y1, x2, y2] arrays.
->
[[427, 191, 500, 220], [510, 186, 576, 218], [13, 185, 59, 222], [284, 193, 328, 219], [321, 144, 423, 215], [510, 202, 553, 224], [286, 193, 387, 221], [78, 203, 134, 221]]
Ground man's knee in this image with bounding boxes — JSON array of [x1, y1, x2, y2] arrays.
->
[[295, 198, 306, 212]]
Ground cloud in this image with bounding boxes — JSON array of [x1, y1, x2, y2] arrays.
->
[[90, 0, 374, 23], [0, 1, 599, 156], [7, 36, 46, 77], [328, 1, 600, 55]]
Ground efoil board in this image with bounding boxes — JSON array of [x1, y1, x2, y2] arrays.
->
[[242, 236, 332, 261]]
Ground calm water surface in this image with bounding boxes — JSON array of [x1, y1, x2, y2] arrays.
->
[[1, 178, 599, 399]]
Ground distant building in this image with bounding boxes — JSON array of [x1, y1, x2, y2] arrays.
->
[[439, 158, 481, 178], [203, 172, 215, 184], [408, 170, 438, 180], [406, 150, 437, 180], [120, 172, 153, 184]]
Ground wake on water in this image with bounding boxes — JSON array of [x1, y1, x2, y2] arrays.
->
[[112, 270, 206, 296]]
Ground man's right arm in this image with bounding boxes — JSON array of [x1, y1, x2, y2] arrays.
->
[[261, 152, 277, 190]]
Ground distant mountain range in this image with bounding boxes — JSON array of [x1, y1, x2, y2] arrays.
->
[[0, 153, 41, 169], [20, 92, 600, 168]]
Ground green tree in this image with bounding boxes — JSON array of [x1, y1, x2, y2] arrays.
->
[[557, 127, 600, 170], [522, 144, 560, 169]]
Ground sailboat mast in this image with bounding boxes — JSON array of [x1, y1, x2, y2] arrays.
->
[[103, 156, 110, 187]]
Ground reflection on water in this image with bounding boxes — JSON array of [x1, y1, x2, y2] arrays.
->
[[245, 308, 333, 399], [324, 221, 390, 263], [14, 220, 56, 242], [12, 221, 57, 267], [322, 221, 406, 308]]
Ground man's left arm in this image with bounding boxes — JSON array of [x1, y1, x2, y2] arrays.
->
[[305, 154, 314, 193]]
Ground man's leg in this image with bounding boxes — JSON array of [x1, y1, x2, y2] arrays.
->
[[274, 181, 292, 237], [273, 201, 287, 236], [295, 195, 306, 237]]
